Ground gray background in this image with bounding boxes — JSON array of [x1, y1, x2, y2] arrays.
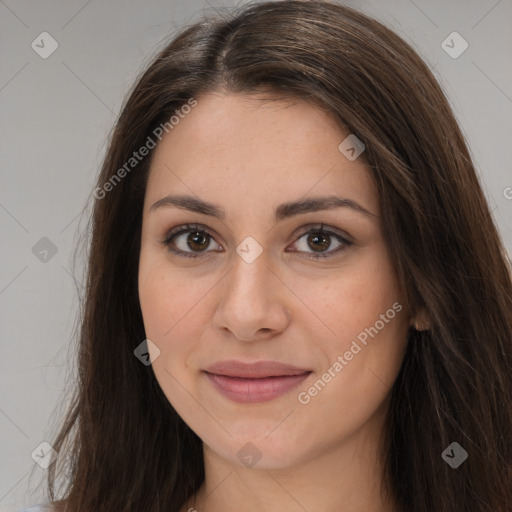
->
[[1, 0, 511, 510]]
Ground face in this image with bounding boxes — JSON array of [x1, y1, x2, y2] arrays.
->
[[138, 91, 410, 469]]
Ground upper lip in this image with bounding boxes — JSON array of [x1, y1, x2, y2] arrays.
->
[[204, 360, 312, 379]]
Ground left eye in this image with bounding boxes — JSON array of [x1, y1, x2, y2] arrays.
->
[[161, 223, 352, 259], [288, 226, 351, 259]]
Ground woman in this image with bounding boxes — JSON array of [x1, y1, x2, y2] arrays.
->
[[23, 1, 512, 511]]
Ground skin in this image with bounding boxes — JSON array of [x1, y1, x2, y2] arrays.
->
[[138, 91, 413, 512]]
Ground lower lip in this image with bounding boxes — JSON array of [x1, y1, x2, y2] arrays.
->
[[204, 371, 311, 403]]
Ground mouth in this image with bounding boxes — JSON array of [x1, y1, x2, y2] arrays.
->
[[203, 360, 313, 403]]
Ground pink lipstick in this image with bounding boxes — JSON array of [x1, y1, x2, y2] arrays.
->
[[204, 360, 312, 403]]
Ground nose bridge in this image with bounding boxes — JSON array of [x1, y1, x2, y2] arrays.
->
[[213, 245, 288, 340], [227, 246, 272, 305]]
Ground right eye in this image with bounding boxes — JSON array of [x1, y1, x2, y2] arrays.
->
[[160, 223, 223, 258]]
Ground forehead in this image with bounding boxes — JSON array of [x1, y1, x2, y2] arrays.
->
[[144, 92, 378, 218]]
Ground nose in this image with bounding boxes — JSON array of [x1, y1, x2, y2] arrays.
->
[[212, 251, 290, 342]]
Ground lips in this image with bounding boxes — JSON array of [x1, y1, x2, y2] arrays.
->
[[203, 360, 312, 403]]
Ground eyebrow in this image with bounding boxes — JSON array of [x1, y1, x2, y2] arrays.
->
[[149, 194, 376, 221]]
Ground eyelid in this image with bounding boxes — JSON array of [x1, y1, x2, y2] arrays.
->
[[160, 222, 353, 259], [162, 223, 223, 248], [291, 223, 352, 244]]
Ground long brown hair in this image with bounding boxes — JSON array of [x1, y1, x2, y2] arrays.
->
[[42, 1, 512, 510]]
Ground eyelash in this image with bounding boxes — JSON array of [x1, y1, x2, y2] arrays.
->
[[160, 223, 353, 260]]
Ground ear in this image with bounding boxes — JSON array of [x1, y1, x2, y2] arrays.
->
[[409, 307, 431, 331]]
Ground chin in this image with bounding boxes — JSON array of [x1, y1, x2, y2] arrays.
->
[[201, 423, 310, 470]]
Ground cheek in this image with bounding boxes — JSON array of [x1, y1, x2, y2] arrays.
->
[[298, 253, 404, 353], [138, 255, 214, 368], [139, 267, 175, 339], [139, 252, 197, 338], [138, 259, 202, 406], [295, 252, 408, 408]]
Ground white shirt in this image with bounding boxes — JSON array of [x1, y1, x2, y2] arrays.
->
[[18, 504, 54, 512]]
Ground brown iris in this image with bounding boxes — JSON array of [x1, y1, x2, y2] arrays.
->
[[187, 231, 210, 252], [307, 231, 331, 252]]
